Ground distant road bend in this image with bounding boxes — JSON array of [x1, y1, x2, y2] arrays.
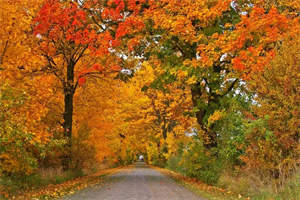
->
[[62, 162, 204, 200]]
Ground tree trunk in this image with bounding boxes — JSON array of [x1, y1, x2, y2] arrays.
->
[[203, 129, 218, 149], [62, 62, 75, 171], [162, 118, 167, 140], [191, 83, 217, 148]]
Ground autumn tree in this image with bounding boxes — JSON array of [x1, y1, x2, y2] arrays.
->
[[0, 0, 43, 71], [134, 0, 296, 149], [0, 0, 64, 179], [241, 34, 300, 190], [251, 0, 300, 11], [137, 63, 195, 163], [72, 75, 132, 168], [33, 0, 146, 169]]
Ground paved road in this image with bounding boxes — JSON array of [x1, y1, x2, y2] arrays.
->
[[62, 162, 204, 200]]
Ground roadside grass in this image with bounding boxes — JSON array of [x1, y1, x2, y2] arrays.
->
[[154, 166, 300, 200], [0, 167, 122, 200], [1, 169, 84, 195], [152, 166, 247, 200], [218, 171, 300, 200]]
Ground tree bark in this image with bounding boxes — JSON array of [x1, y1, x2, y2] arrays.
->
[[191, 83, 218, 148], [162, 117, 167, 140], [62, 61, 75, 171]]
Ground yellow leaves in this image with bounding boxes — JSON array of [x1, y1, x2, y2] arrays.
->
[[164, 132, 187, 160], [207, 110, 224, 127], [74, 71, 154, 164], [170, 15, 196, 41], [186, 76, 197, 85], [146, 0, 231, 43], [241, 35, 300, 185], [146, 142, 160, 164], [0, 152, 33, 175], [183, 59, 191, 66], [0, 0, 44, 73], [253, 0, 300, 13], [224, 23, 232, 29]]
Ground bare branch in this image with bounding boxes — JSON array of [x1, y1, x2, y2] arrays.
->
[[221, 78, 238, 97], [0, 40, 9, 65], [41, 54, 66, 85], [74, 45, 88, 65], [73, 69, 120, 92], [203, 78, 211, 93]]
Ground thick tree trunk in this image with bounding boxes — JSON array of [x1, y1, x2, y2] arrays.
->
[[62, 62, 75, 171], [62, 92, 74, 170], [63, 93, 73, 136], [191, 83, 217, 148]]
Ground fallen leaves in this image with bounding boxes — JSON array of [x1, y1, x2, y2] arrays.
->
[[153, 166, 251, 200], [11, 167, 122, 200]]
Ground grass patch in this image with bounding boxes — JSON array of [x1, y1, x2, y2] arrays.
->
[[155, 166, 300, 200], [217, 170, 300, 200], [153, 166, 250, 200], [0, 167, 121, 200], [0, 168, 84, 196]]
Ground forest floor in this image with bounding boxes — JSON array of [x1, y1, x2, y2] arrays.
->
[[60, 162, 204, 200]]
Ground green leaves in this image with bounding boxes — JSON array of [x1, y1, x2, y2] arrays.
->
[[0, 84, 39, 176]]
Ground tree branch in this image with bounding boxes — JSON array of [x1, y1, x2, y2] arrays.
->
[[203, 78, 211, 93], [74, 45, 88, 65], [73, 69, 120, 92], [42, 54, 66, 85], [221, 78, 238, 97], [0, 40, 9, 65]]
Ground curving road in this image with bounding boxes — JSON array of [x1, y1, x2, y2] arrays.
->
[[62, 162, 204, 200]]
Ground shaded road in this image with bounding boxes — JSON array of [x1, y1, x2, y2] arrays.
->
[[62, 162, 204, 200]]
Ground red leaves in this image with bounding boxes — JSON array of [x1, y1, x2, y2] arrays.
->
[[34, 1, 86, 36], [115, 17, 145, 39], [128, 37, 140, 51], [75, 10, 86, 20], [234, 6, 290, 48], [113, 0, 125, 11], [114, 16, 145, 52], [127, 0, 147, 14], [71, 18, 81, 26], [232, 45, 276, 79], [92, 64, 103, 71], [34, 0, 91, 56], [232, 57, 245, 71], [102, 0, 125, 21], [227, 6, 294, 78], [78, 77, 86, 86], [111, 65, 121, 71], [34, 0, 146, 57], [78, 64, 104, 77]]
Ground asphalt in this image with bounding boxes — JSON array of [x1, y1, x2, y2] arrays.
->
[[61, 162, 204, 200]]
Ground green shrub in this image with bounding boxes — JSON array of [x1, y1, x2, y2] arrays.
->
[[167, 138, 224, 185], [0, 168, 85, 198], [184, 144, 223, 184], [166, 154, 185, 174], [0, 84, 40, 177]]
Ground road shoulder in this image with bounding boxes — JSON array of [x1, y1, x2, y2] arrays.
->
[[152, 166, 249, 200], [12, 167, 125, 200]]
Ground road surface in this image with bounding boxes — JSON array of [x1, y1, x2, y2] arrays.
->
[[62, 162, 204, 200]]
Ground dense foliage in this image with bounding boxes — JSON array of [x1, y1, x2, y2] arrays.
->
[[0, 0, 299, 199]]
